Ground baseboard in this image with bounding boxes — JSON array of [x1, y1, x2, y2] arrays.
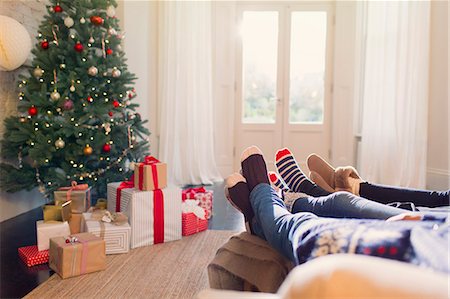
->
[[426, 167, 450, 190]]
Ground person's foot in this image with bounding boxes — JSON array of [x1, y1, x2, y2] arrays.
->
[[268, 171, 289, 192], [307, 154, 336, 189], [309, 171, 335, 193], [334, 166, 363, 196], [240, 146, 270, 191], [386, 212, 423, 222], [224, 173, 254, 233]]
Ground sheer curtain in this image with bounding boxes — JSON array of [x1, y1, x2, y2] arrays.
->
[[360, 1, 430, 188], [158, 1, 222, 186]]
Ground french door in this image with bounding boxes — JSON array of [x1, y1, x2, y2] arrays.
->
[[234, 3, 334, 171]]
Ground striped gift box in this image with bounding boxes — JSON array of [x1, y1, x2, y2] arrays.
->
[[81, 213, 131, 254], [107, 182, 134, 213], [114, 187, 182, 249], [18, 245, 49, 267]]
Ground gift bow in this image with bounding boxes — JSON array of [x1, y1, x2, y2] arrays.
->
[[182, 187, 206, 200], [144, 156, 160, 165], [116, 176, 135, 212], [90, 210, 128, 226], [58, 181, 89, 191], [182, 200, 206, 220]]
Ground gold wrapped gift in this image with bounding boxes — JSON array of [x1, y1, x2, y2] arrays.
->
[[43, 201, 72, 222], [49, 232, 106, 279], [54, 182, 91, 213]]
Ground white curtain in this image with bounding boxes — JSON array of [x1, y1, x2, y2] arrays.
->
[[158, 1, 222, 186], [360, 1, 430, 188]]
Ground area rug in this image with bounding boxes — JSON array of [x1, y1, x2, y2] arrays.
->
[[25, 230, 237, 299]]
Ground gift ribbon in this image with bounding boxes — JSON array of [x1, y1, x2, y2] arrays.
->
[[65, 236, 89, 276], [58, 181, 91, 210], [116, 176, 134, 212], [153, 189, 164, 244], [182, 187, 206, 201], [182, 200, 206, 220], [138, 156, 160, 190]]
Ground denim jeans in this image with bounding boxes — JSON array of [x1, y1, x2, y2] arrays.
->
[[291, 191, 405, 220]]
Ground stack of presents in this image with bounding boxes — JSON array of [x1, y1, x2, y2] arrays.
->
[[18, 156, 213, 279]]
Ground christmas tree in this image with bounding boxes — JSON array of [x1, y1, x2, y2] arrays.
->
[[0, 0, 149, 199]]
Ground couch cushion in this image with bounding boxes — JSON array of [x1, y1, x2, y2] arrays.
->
[[208, 232, 294, 293]]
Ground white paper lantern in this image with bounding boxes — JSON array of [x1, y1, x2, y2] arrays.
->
[[0, 15, 32, 71]]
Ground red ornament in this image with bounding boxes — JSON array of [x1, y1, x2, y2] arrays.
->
[[106, 48, 113, 55], [28, 106, 38, 116], [108, 111, 113, 117], [53, 5, 63, 13], [74, 42, 83, 52], [90, 16, 104, 26], [102, 143, 111, 153], [41, 41, 49, 49], [87, 96, 94, 103], [113, 100, 120, 108]]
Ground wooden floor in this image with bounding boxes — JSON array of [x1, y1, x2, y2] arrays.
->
[[0, 181, 244, 298]]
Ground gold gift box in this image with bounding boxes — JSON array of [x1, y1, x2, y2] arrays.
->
[[54, 187, 91, 213], [49, 232, 106, 279], [43, 201, 72, 222], [134, 162, 167, 191]]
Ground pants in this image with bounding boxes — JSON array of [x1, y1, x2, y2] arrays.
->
[[250, 183, 449, 273]]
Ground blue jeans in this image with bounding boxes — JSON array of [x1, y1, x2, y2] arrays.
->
[[291, 191, 405, 220], [250, 183, 449, 272]]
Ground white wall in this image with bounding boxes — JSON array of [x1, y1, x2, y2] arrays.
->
[[426, 1, 449, 190], [0, 0, 48, 222]]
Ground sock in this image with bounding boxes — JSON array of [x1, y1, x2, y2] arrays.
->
[[225, 173, 254, 233], [275, 148, 329, 197], [268, 171, 289, 192], [241, 146, 270, 192]]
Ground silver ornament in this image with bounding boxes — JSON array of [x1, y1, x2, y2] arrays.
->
[[88, 36, 94, 43], [80, 17, 86, 24], [88, 66, 98, 76], [33, 67, 44, 78], [112, 68, 121, 78], [50, 91, 61, 101], [95, 49, 103, 57], [55, 138, 65, 149], [64, 16, 74, 28], [106, 5, 116, 17]]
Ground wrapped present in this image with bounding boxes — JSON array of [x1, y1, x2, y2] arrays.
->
[[18, 245, 49, 267], [54, 181, 91, 213], [182, 187, 213, 219], [81, 210, 131, 254], [37, 220, 70, 251], [107, 184, 181, 249], [69, 213, 83, 234], [134, 156, 167, 191], [181, 200, 208, 236], [49, 232, 106, 279], [43, 200, 72, 222], [107, 180, 135, 212]]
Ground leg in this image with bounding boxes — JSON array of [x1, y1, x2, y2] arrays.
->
[[275, 148, 329, 197], [360, 183, 450, 208], [291, 191, 407, 220]]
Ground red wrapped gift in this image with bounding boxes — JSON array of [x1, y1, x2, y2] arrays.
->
[[18, 245, 49, 267], [181, 199, 208, 236], [182, 187, 213, 219]]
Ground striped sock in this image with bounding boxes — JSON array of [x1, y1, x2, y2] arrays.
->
[[275, 148, 329, 197], [268, 171, 289, 192]]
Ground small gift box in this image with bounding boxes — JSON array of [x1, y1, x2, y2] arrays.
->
[[181, 200, 208, 236], [18, 245, 49, 267], [69, 213, 83, 234], [43, 200, 72, 223], [82, 210, 131, 254], [107, 184, 181, 249], [107, 180, 135, 212], [49, 232, 106, 279], [37, 220, 71, 251], [54, 181, 91, 213], [134, 156, 167, 191], [182, 187, 213, 219]]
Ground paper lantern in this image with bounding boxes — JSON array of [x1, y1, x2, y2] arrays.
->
[[0, 15, 32, 71]]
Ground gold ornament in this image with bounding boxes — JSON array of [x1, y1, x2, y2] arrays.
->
[[50, 91, 61, 101], [55, 138, 65, 149], [33, 67, 44, 78], [83, 145, 93, 156], [111, 68, 121, 78], [88, 66, 98, 76], [19, 116, 27, 123]]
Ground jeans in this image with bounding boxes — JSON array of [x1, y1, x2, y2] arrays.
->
[[291, 191, 405, 220], [250, 183, 450, 272]]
